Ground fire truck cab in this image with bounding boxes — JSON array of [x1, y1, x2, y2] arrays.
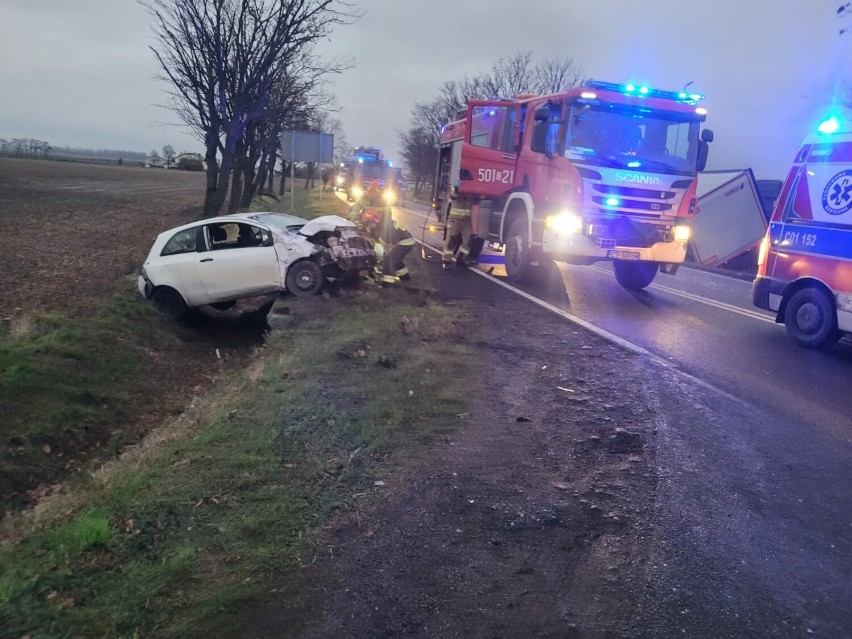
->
[[753, 117, 852, 349], [433, 80, 713, 289], [340, 147, 399, 204]]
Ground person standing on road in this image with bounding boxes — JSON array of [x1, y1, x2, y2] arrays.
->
[[442, 180, 478, 269]]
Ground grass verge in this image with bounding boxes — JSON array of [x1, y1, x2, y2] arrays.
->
[[0, 253, 476, 638], [0, 293, 192, 513]]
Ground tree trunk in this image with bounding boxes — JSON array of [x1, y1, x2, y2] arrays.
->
[[202, 136, 220, 218], [240, 163, 256, 208], [210, 150, 235, 216], [228, 154, 244, 214]]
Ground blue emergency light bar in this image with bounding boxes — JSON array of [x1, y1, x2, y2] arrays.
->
[[584, 80, 704, 104], [818, 116, 841, 135]]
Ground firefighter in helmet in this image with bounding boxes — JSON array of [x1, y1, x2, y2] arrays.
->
[[349, 180, 387, 220], [357, 186, 415, 284]]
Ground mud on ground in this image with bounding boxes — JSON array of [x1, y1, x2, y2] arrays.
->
[[245, 263, 661, 638]]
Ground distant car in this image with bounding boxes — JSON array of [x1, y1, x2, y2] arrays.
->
[[137, 212, 377, 320]]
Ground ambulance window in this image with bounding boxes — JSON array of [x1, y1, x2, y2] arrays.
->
[[782, 170, 810, 223], [470, 106, 517, 153]]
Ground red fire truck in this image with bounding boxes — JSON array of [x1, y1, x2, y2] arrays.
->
[[753, 116, 852, 349], [432, 80, 714, 289]]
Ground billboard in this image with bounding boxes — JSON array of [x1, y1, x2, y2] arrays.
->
[[281, 131, 334, 164]]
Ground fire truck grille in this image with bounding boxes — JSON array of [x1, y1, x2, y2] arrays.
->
[[591, 196, 673, 214], [592, 184, 676, 200], [589, 219, 664, 248]]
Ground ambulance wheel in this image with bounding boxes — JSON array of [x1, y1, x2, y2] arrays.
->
[[504, 217, 534, 283], [613, 261, 658, 290], [286, 259, 324, 296], [783, 288, 840, 349]]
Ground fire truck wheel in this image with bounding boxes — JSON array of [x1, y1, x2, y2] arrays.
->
[[286, 259, 324, 296], [783, 288, 841, 349], [504, 217, 533, 283], [613, 261, 658, 290]]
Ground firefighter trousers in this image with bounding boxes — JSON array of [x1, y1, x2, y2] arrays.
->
[[374, 237, 415, 283], [442, 215, 472, 264]]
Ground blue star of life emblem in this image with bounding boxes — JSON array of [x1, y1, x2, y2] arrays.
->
[[822, 169, 852, 215]]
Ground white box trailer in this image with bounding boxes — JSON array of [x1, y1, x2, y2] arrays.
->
[[690, 169, 769, 266]]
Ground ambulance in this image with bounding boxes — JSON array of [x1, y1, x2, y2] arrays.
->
[[752, 116, 852, 348]]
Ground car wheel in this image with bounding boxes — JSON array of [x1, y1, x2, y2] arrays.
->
[[783, 287, 840, 349], [504, 217, 535, 283], [286, 259, 324, 296], [152, 287, 193, 321], [613, 261, 658, 290]]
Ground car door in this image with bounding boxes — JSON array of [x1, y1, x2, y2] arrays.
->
[[198, 222, 283, 301], [152, 225, 209, 306]]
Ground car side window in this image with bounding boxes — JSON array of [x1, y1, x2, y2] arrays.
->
[[206, 222, 272, 249], [239, 224, 273, 247], [160, 228, 198, 256]]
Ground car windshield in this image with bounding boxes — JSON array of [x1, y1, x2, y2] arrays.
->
[[564, 103, 701, 175], [248, 213, 306, 232]]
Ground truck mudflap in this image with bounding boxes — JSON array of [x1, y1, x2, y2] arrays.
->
[[541, 228, 688, 264]]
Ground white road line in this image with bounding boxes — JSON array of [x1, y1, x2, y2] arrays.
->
[[587, 265, 776, 323], [417, 239, 750, 407], [417, 241, 656, 358], [400, 200, 775, 325]]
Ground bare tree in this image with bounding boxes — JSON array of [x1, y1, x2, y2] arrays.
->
[[398, 125, 436, 194], [162, 144, 176, 167], [142, 0, 358, 217], [534, 56, 586, 94]]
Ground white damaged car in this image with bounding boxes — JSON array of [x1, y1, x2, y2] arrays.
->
[[137, 212, 377, 319]]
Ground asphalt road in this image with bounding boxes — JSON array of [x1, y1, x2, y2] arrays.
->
[[390, 198, 852, 637]]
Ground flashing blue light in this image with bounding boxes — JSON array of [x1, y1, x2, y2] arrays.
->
[[388, 161, 393, 167], [605, 197, 621, 207], [584, 80, 705, 104], [627, 161, 642, 168], [818, 116, 840, 135], [488, 110, 496, 116]]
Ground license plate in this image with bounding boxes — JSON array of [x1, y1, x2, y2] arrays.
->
[[608, 249, 641, 261]]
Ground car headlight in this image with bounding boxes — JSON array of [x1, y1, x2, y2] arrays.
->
[[352, 186, 364, 199], [545, 211, 583, 235], [336, 176, 344, 185], [383, 190, 396, 203], [673, 225, 691, 242]]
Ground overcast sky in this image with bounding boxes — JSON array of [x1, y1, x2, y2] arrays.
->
[[2, 1, 851, 178]]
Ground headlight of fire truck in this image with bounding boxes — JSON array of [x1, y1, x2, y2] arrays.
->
[[351, 186, 364, 200], [383, 190, 397, 204], [335, 175, 345, 185], [672, 225, 691, 242], [545, 211, 583, 235]]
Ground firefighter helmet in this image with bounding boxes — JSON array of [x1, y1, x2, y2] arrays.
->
[[361, 208, 381, 225]]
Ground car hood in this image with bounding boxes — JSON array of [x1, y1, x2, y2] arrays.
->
[[298, 215, 354, 236]]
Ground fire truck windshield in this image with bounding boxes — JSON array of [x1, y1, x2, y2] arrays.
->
[[564, 103, 701, 175], [351, 163, 391, 182]]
